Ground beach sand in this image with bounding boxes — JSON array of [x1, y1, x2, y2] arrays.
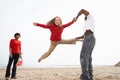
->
[[0, 66, 120, 80]]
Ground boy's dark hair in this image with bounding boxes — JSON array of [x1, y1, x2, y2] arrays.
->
[[14, 33, 20, 37]]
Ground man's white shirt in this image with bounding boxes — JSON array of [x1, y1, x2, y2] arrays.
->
[[83, 14, 95, 33]]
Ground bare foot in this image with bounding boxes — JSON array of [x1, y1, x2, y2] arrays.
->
[[38, 58, 42, 62]]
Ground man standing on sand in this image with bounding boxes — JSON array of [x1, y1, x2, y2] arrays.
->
[[75, 9, 96, 80], [5, 33, 22, 80]]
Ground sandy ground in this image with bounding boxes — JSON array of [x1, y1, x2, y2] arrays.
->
[[0, 66, 120, 80]]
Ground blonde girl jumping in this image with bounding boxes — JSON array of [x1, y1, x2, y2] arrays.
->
[[33, 16, 77, 62]]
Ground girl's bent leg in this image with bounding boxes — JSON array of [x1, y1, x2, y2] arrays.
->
[[38, 41, 57, 62]]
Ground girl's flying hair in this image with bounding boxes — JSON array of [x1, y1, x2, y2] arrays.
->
[[47, 16, 62, 26]]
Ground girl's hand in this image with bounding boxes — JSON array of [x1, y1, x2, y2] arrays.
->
[[73, 18, 77, 22], [33, 22, 37, 26]]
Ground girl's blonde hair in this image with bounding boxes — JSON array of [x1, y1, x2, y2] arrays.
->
[[47, 16, 62, 26]]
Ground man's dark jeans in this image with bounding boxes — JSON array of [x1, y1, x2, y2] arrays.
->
[[80, 34, 95, 80]]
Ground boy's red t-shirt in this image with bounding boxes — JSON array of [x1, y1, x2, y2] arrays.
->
[[36, 21, 74, 41], [10, 39, 21, 54]]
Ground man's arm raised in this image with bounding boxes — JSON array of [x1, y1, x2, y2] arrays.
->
[[76, 9, 89, 20]]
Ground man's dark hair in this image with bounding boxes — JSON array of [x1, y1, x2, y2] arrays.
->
[[14, 33, 20, 37]]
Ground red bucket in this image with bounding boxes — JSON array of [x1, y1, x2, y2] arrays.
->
[[16, 57, 23, 66]]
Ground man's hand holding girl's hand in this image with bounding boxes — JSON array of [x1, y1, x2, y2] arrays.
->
[[73, 18, 77, 22]]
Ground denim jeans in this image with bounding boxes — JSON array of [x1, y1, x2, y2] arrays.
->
[[80, 34, 95, 80], [5, 54, 20, 78]]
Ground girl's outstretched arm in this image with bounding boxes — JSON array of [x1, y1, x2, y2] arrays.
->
[[33, 22, 49, 28], [62, 18, 76, 28]]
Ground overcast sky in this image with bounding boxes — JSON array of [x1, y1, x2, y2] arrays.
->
[[0, 0, 120, 67]]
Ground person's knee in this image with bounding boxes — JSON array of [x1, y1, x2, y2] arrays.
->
[[80, 57, 88, 63]]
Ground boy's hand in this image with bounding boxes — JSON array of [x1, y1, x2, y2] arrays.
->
[[9, 53, 12, 58]]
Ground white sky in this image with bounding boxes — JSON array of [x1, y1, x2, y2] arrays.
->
[[0, 0, 120, 67]]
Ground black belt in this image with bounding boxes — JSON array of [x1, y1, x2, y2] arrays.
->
[[84, 30, 93, 36]]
